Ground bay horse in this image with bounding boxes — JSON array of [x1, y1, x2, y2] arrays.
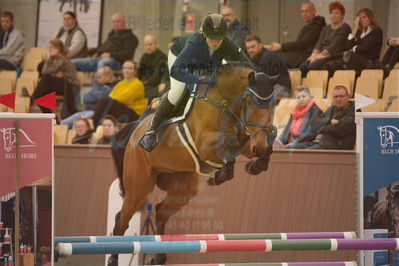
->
[[108, 62, 277, 265]]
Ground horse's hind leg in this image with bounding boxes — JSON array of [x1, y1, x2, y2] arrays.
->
[[151, 172, 199, 264]]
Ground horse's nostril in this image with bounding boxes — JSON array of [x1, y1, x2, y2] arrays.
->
[[252, 146, 257, 155]]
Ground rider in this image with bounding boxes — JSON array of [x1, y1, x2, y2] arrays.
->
[[139, 14, 253, 152]]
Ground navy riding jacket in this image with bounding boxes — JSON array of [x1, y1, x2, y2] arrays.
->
[[170, 32, 252, 85]]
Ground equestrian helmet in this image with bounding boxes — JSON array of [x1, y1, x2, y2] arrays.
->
[[202, 14, 227, 40]]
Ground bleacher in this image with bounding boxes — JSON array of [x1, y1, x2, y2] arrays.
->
[[1, 44, 399, 146]]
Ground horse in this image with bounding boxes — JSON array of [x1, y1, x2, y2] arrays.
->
[[108, 62, 277, 265], [369, 184, 399, 238], [378, 125, 399, 148]]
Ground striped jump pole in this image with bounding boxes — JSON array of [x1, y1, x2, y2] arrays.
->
[[54, 231, 356, 244], [138, 262, 358, 266], [56, 238, 399, 256]]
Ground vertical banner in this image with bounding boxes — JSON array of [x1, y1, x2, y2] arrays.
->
[[357, 112, 399, 266], [0, 114, 54, 197]]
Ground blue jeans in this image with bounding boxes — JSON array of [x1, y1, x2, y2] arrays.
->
[[61, 110, 94, 129], [71, 57, 121, 72]]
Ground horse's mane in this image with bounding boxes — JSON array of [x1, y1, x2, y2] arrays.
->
[[217, 61, 254, 76]]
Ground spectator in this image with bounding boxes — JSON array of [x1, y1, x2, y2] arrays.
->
[[91, 60, 146, 127], [274, 86, 322, 149], [72, 117, 96, 144], [137, 34, 169, 103], [71, 13, 138, 72], [323, 8, 383, 76], [220, 6, 250, 50], [83, 66, 117, 109], [269, 1, 326, 68], [0, 11, 25, 70], [37, 246, 51, 266], [31, 39, 80, 119], [56, 11, 88, 58], [381, 37, 399, 77], [299, 1, 351, 77], [245, 34, 291, 97], [298, 85, 355, 150], [96, 115, 118, 145]]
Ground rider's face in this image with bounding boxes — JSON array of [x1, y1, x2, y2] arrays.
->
[[206, 37, 223, 51]]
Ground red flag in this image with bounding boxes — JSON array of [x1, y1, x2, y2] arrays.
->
[[0, 92, 16, 110], [33, 92, 56, 111]]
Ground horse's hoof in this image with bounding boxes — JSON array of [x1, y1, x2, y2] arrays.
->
[[144, 256, 156, 265], [107, 254, 118, 266], [207, 177, 217, 186], [245, 160, 263, 175]]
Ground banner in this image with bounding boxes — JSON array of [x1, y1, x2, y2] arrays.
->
[[0, 114, 53, 197]]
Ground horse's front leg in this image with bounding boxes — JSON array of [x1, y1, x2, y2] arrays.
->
[[245, 146, 273, 175], [207, 132, 239, 186]]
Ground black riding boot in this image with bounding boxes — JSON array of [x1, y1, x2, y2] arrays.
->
[[139, 96, 175, 152]]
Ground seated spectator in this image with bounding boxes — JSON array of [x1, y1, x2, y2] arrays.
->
[[137, 34, 169, 103], [381, 37, 399, 77], [96, 115, 118, 145], [72, 117, 96, 144], [323, 8, 383, 76], [91, 60, 147, 127], [0, 11, 25, 70], [245, 34, 291, 97], [274, 86, 322, 149], [270, 1, 326, 68], [299, 1, 351, 77], [220, 6, 250, 50], [297, 85, 355, 150], [31, 39, 80, 119], [37, 246, 51, 266], [83, 66, 117, 109], [56, 11, 88, 59], [72, 13, 138, 72]]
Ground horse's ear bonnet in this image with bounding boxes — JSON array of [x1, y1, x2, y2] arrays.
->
[[247, 72, 276, 107]]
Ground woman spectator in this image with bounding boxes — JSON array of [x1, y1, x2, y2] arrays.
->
[[31, 39, 80, 119], [323, 8, 383, 75], [300, 1, 351, 76], [381, 37, 399, 77], [97, 115, 118, 145], [274, 86, 322, 149], [56, 11, 88, 58], [72, 117, 96, 144], [91, 60, 147, 127]]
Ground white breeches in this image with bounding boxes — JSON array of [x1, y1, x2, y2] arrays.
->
[[167, 50, 186, 105]]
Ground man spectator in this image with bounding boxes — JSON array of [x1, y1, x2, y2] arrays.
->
[[71, 13, 138, 72], [0, 11, 25, 70], [83, 66, 117, 110], [220, 6, 250, 50], [137, 34, 169, 103], [269, 1, 326, 68], [245, 34, 291, 97], [298, 85, 355, 150]]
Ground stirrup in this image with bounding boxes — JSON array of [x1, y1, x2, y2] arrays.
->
[[139, 130, 158, 152]]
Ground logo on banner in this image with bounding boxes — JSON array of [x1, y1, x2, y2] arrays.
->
[[377, 125, 399, 154], [0, 127, 37, 153]]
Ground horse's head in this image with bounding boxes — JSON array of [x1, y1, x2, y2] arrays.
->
[[0, 128, 16, 152], [378, 126, 387, 147], [242, 72, 277, 157]]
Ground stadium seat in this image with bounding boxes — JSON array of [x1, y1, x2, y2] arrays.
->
[[93, 125, 103, 140], [360, 69, 383, 97], [15, 77, 36, 97], [361, 99, 385, 112], [54, 125, 69, 144], [20, 71, 40, 87], [304, 70, 329, 97], [331, 70, 356, 97], [302, 77, 324, 99], [273, 99, 297, 137], [288, 69, 301, 95], [355, 76, 379, 100], [0, 70, 17, 90], [0, 77, 14, 95], [313, 98, 332, 112], [67, 129, 76, 144], [14, 97, 30, 113], [21, 48, 44, 71]]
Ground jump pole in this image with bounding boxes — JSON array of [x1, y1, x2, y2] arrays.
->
[[57, 238, 399, 256], [136, 262, 358, 266], [55, 231, 356, 244]]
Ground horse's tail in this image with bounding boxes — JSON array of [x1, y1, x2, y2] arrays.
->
[[111, 121, 140, 198]]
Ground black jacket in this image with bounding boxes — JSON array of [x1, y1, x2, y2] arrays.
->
[[346, 27, 383, 62], [282, 16, 326, 55], [95, 29, 139, 64], [137, 49, 168, 90]]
